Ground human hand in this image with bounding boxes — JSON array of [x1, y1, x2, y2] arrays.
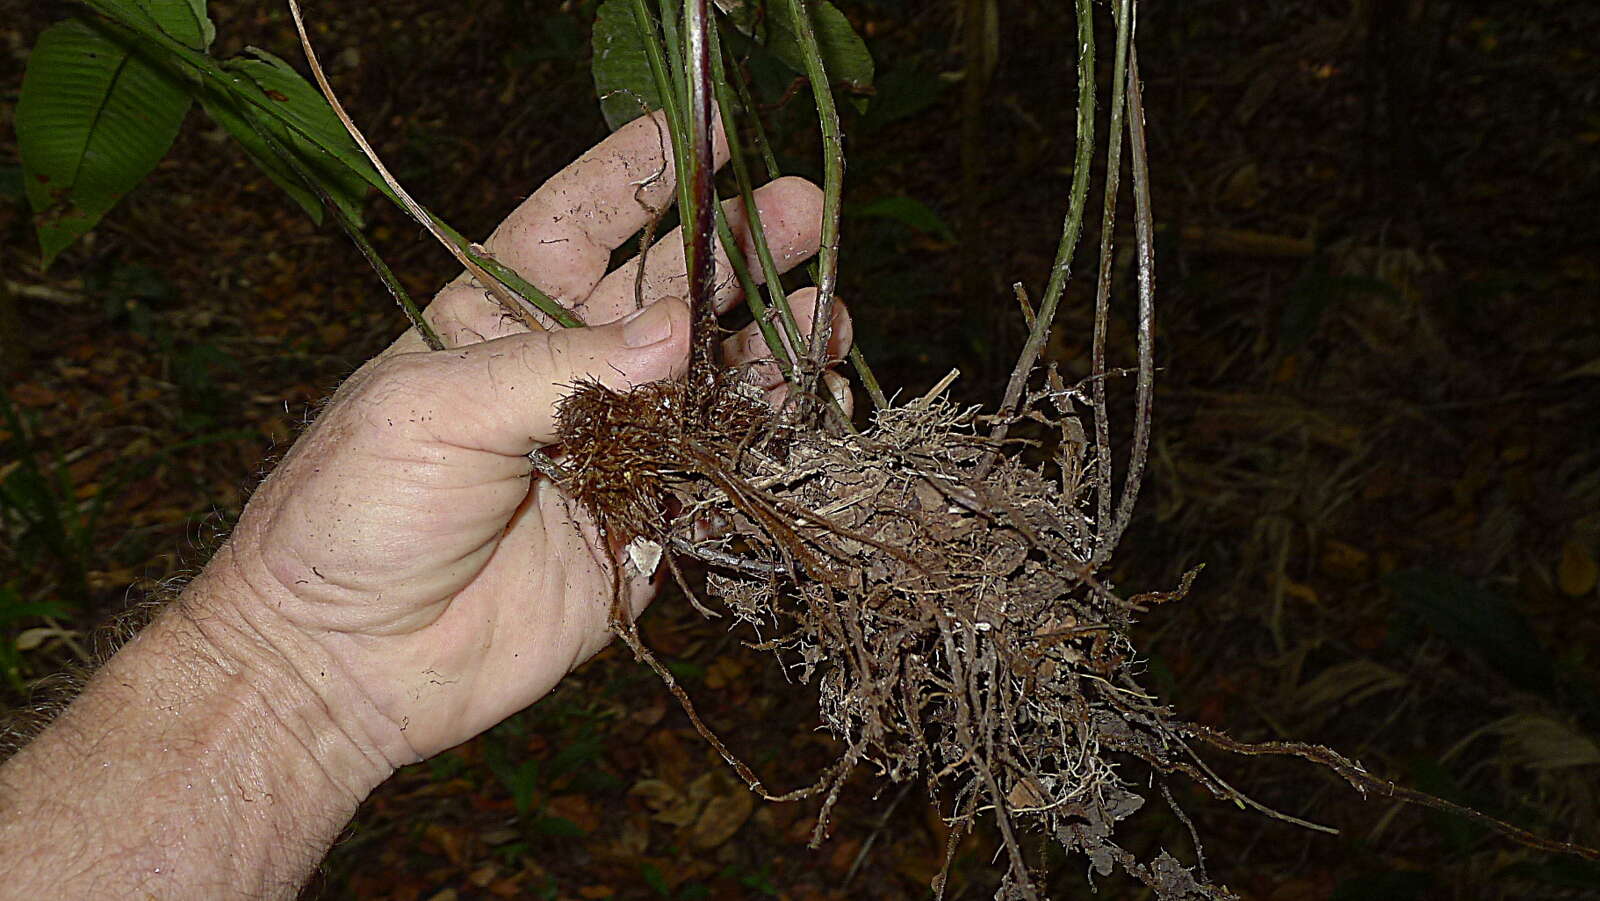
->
[[201, 111, 853, 766]]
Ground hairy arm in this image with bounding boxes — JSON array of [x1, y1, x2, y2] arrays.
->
[[0, 564, 397, 899]]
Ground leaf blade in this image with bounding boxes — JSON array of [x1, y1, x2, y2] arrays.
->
[[141, 0, 215, 50], [592, 0, 666, 130], [200, 50, 380, 226], [16, 19, 191, 267], [766, 0, 874, 94]]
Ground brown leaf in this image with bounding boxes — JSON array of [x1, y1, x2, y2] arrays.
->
[[629, 778, 698, 827], [685, 782, 754, 850], [546, 794, 602, 833]]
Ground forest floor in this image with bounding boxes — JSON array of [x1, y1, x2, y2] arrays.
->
[[3, 1, 1599, 899]]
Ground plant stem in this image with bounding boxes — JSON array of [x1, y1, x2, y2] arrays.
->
[[655, 0, 687, 116], [82, 0, 577, 332], [631, 0, 690, 218], [286, 0, 544, 332], [1089, 0, 1134, 563], [722, 27, 784, 180], [783, 0, 845, 410], [719, 24, 887, 410], [711, 208, 785, 361], [711, 30, 803, 375], [683, 0, 720, 384], [984, 0, 1096, 476], [242, 106, 445, 350], [461, 247, 584, 328], [1103, 33, 1154, 559]]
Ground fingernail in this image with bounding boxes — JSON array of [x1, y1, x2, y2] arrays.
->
[[824, 370, 853, 411], [622, 301, 675, 347]]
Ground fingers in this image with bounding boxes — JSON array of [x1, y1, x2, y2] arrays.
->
[[722, 288, 853, 389], [581, 176, 824, 325], [384, 298, 691, 456], [473, 110, 731, 308], [382, 111, 731, 357], [721, 288, 856, 417], [383, 123, 819, 359]]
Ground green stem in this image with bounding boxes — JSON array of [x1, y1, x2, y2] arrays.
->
[[782, 0, 845, 408], [711, 30, 802, 373], [990, 0, 1096, 427], [283, 147, 443, 348], [846, 345, 887, 410], [81, 0, 576, 331], [713, 214, 793, 381], [655, 0, 687, 116], [230, 94, 444, 349], [637, 2, 689, 190], [720, 17, 885, 411], [463, 248, 584, 329], [722, 28, 783, 180], [630, 0, 692, 271]]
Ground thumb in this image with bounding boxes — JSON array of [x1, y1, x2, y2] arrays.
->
[[414, 297, 691, 455]]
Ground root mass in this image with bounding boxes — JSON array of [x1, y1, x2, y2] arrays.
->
[[555, 372, 1234, 900]]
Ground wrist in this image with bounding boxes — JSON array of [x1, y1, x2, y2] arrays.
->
[[187, 544, 416, 789], [0, 566, 398, 897]]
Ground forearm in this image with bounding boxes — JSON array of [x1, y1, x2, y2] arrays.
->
[[0, 567, 398, 899]]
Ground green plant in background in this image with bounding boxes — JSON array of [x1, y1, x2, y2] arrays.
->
[[482, 702, 618, 838], [15, 0, 571, 343], [0, 585, 71, 691]]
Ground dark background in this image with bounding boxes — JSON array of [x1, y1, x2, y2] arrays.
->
[[3, 1, 1598, 898]]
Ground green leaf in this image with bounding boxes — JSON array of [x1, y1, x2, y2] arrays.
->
[[861, 65, 945, 131], [91, 0, 215, 50], [0, 600, 72, 625], [217, 49, 378, 217], [766, 0, 874, 94], [16, 19, 192, 268], [499, 758, 541, 816], [849, 195, 955, 242], [592, 0, 666, 131], [713, 0, 762, 37], [143, 0, 215, 50], [666, 660, 705, 682], [1331, 871, 1432, 901], [1280, 264, 1401, 350], [197, 90, 323, 224], [641, 862, 672, 896], [1406, 756, 1492, 852], [74, 1, 380, 206], [547, 735, 604, 777], [1497, 858, 1600, 890], [0, 166, 24, 200]]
